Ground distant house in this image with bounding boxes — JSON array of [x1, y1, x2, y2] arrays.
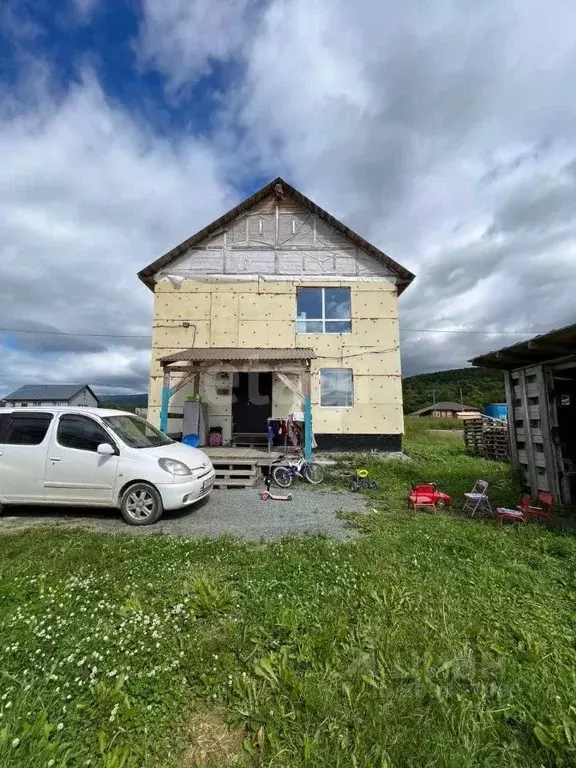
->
[[409, 401, 479, 419], [2, 384, 99, 408]]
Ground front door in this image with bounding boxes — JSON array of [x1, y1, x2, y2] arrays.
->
[[0, 411, 54, 502], [44, 413, 119, 504], [232, 373, 272, 434]]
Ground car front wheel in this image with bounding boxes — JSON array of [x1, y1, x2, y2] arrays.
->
[[120, 483, 163, 526]]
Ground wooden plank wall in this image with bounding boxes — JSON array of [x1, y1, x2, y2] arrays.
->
[[509, 364, 560, 499]]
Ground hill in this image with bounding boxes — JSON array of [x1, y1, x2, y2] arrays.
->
[[402, 368, 505, 414]]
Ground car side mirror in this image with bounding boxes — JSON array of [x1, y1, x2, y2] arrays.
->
[[97, 443, 116, 456]]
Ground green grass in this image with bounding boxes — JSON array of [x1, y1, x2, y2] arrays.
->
[[405, 414, 468, 431], [1, 426, 576, 767]]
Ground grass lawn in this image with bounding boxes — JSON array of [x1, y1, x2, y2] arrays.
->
[[2, 421, 576, 766]]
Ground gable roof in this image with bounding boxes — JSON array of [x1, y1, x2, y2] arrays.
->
[[409, 401, 478, 416], [2, 384, 99, 403], [138, 177, 415, 294]]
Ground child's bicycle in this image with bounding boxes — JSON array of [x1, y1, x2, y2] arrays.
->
[[271, 454, 325, 488], [350, 468, 378, 492]]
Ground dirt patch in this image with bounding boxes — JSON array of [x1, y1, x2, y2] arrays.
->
[[184, 707, 245, 767]]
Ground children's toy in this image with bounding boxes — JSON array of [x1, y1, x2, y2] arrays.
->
[[350, 468, 378, 492], [408, 482, 452, 510], [260, 475, 293, 501]]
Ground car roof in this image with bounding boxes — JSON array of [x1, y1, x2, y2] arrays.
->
[[0, 406, 135, 418]]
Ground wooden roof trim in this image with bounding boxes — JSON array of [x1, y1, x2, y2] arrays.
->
[[470, 322, 576, 369], [137, 177, 415, 293]]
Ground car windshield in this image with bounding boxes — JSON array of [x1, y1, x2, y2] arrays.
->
[[102, 415, 173, 449]]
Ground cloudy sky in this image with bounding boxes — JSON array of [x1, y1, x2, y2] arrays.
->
[[1, 0, 575, 396]]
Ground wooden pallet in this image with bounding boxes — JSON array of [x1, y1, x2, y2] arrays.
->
[[231, 432, 268, 448], [211, 459, 258, 489], [463, 418, 509, 461]]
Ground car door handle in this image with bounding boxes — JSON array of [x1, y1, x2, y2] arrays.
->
[[48, 457, 62, 462]]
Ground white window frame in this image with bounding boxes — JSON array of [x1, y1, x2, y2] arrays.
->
[[296, 287, 352, 334], [319, 368, 354, 408]]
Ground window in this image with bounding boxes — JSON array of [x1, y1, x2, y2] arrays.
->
[[103, 415, 172, 449], [57, 414, 113, 452], [296, 287, 351, 333], [0, 413, 53, 445], [320, 369, 354, 407]]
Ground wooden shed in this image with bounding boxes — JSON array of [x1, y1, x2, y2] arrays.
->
[[471, 323, 576, 504]]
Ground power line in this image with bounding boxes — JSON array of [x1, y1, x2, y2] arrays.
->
[[0, 327, 151, 339], [400, 328, 541, 335], [0, 325, 548, 340]]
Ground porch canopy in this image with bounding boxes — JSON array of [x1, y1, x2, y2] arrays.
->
[[158, 347, 316, 458]]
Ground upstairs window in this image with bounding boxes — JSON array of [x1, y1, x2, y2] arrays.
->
[[296, 287, 351, 333]]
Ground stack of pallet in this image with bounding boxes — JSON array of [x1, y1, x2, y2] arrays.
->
[[463, 418, 485, 456], [483, 426, 510, 462], [463, 418, 509, 462]]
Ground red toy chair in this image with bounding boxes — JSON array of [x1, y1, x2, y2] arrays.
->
[[496, 491, 555, 524]]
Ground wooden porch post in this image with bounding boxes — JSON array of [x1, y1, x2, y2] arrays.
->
[[160, 366, 172, 434], [303, 365, 312, 461]]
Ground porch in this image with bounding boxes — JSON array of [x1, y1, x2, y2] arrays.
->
[[158, 347, 315, 464]]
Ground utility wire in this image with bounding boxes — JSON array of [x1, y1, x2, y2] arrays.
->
[[0, 327, 151, 339], [0, 326, 547, 339]]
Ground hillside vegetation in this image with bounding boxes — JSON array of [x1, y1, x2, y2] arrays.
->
[[403, 367, 505, 414]]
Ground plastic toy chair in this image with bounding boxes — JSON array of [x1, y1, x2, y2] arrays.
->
[[463, 479, 492, 516]]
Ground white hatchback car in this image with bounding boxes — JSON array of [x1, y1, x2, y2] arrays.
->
[[0, 407, 215, 525]]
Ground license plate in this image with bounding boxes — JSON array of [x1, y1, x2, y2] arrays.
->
[[202, 478, 214, 492]]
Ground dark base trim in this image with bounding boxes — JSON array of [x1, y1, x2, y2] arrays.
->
[[315, 433, 402, 452]]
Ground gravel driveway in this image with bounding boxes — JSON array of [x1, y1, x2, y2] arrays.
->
[[0, 487, 369, 541]]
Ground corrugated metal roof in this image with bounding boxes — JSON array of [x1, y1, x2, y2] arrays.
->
[[137, 177, 415, 293], [160, 347, 315, 363], [2, 384, 97, 402], [470, 322, 576, 369]]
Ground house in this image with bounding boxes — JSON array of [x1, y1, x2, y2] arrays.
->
[[138, 178, 415, 452], [471, 322, 576, 503], [2, 384, 99, 408], [409, 401, 479, 419]]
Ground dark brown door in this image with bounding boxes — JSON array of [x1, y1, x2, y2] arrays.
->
[[232, 373, 272, 434]]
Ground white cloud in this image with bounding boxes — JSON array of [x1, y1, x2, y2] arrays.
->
[[0, 70, 235, 396], [72, 0, 99, 22], [229, 0, 576, 372], [4, 0, 576, 396], [137, 0, 257, 90]]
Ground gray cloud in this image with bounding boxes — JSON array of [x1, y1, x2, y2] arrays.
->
[[3, 0, 576, 398]]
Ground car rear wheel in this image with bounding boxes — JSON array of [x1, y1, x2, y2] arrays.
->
[[120, 483, 163, 526]]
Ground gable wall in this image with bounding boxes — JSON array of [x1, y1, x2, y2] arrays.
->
[[154, 193, 396, 282]]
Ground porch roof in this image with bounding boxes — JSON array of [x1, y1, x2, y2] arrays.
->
[[159, 347, 316, 364]]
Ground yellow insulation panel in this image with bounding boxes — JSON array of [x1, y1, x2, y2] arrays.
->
[[149, 279, 405, 435]]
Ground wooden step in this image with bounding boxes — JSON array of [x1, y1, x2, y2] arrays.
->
[[211, 459, 259, 489]]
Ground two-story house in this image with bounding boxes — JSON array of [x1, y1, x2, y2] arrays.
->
[[138, 178, 414, 452]]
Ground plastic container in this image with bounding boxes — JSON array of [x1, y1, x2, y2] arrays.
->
[[484, 403, 507, 420], [182, 433, 200, 447]]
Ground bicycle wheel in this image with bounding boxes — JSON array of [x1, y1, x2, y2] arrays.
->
[[303, 463, 325, 484], [272, 466, 294, 489]]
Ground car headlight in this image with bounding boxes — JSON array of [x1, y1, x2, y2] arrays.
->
[[158, 458, 192, 476]]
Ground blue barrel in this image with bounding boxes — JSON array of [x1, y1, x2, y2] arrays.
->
[[484, 403, 507, 420]]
